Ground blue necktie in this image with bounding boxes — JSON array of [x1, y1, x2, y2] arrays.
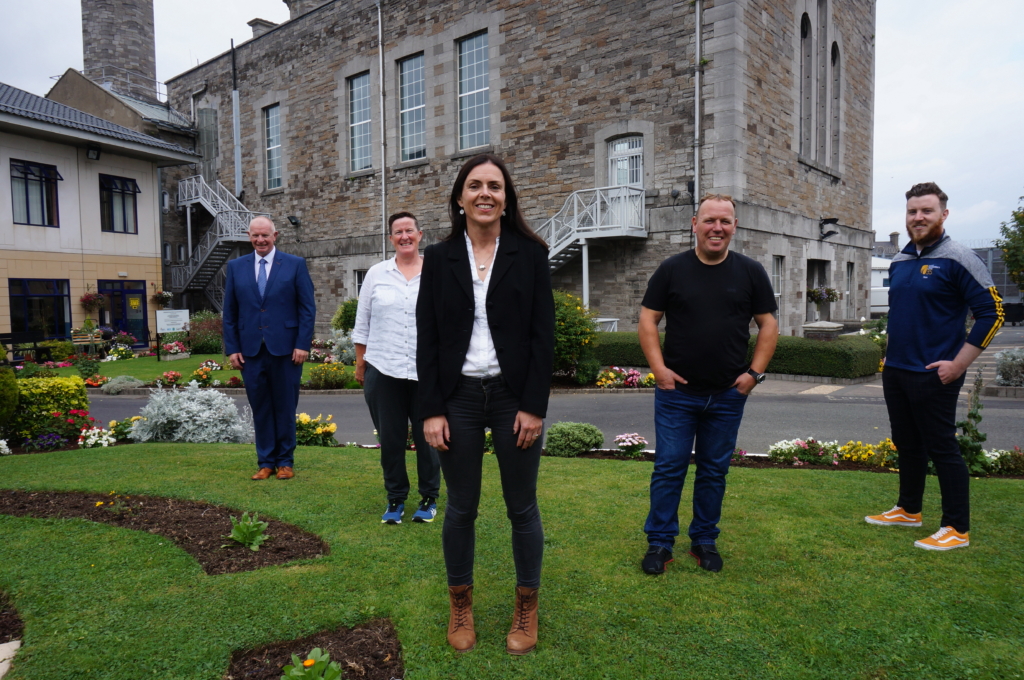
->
[[257, 258, 267, 299]]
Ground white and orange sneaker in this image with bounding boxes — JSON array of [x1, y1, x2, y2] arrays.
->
[[914, 526, 969, 551], [864, 506, 922, 527]]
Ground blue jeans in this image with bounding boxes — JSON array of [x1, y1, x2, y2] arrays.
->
[[645, 385, 748, 550]]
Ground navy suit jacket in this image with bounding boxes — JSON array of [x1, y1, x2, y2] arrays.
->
[[416, 228, 555, 419], [222, 250, 316, 357]]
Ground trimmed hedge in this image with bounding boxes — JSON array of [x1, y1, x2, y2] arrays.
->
[[0, 367, 18, 432], [9, 376, 89, 439], [745, 334, 881, 379], [589, 331, 880, 379]]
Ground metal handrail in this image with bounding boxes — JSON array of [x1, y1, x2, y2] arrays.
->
[[534, 185, 646, 261]]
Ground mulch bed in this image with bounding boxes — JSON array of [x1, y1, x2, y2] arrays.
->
[[0, 593, 23, 644], [225, 618, 403, 680], [0, 490, 328, 575]]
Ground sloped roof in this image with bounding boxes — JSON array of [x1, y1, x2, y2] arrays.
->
[[0, 81, 197, 156], [110, 90, 194, 131]]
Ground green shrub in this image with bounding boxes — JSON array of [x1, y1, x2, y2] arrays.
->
[[0, 367, 18, 433], [552, 290, 598, 374], [989, 447, 1024, 476], [39, 339, 75, 360], [72, 356, 100, 380], [994, 348, 1024, 387], [746, 334, 881, 379], [574, 355, 601, 385], [590, 331, 660, 367], [307, 363, 352, 390], [545, 422, 604, 458], [9, 376, 89, 440], [188, 310, 223, 355], [331, 298, 359, 332]]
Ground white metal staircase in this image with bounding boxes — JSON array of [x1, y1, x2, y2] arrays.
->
[[534, 185, 647, 272], [170, 175, 267, 311]]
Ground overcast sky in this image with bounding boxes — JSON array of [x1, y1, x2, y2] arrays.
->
[[1, 1, 1022, 247]]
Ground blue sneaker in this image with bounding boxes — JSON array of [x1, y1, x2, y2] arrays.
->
[[412, 497, 437, 523], [381, 501, 404, 524]]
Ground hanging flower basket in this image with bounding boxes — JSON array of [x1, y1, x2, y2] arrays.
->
[[806, 286, 840, 304], [152, 290, 174, 307], [80, 288, 107, 313]]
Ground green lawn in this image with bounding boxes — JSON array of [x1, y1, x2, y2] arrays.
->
[[49, 354, 320, 384], [1, 445, 1022, 679]]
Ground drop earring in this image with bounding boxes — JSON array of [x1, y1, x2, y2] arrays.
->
[[459, 209, 465, 215]]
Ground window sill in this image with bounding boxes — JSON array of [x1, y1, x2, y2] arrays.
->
[[261, 188, 285, 197], [797, 156, 843, 182], [13, 222, 59, 228], [392, 158, 430, 171], [346, 169, 376, 180], [450, 145, 493, 161], [101, 231, 139, 235]]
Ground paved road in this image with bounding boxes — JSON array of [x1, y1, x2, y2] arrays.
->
[[85, 326, 1024, 453]]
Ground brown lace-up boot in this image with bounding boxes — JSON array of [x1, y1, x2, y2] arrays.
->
[[505, 586, 539, 655], [446, 585, 476, 652]]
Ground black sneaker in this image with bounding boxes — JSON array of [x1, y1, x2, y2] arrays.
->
[[641, 546, 674, 575], [689, 544, 723, 572]]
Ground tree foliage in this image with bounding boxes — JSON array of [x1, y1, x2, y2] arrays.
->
[[994, 193, 1024, 293]]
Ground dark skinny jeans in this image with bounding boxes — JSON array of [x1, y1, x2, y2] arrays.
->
[[436, 375, 544, 588]]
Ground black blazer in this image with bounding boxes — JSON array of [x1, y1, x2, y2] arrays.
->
[[416, 227, 555, 419]]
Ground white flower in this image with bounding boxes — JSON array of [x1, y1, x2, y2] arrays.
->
[[212, 379, 222, 386], [860, 316, 866, 322], [859, 329, 866, 335], [0, 439, 10, 456], [881, 330, 886, 334]]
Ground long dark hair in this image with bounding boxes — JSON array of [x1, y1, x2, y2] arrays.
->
[[445, 154, 548, 249]]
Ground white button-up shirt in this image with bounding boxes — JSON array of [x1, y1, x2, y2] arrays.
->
[[461, 232, 501, 377], [253, 247, 276, 279], [351, 257, 421, 381]]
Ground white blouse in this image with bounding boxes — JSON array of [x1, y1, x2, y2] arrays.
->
[[351, 257, 420, 381], [461, 232, 501, 377]]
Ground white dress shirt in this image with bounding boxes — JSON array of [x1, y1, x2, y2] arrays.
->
[[352, 256, 421, 381], [461, 232, 501, 377], [254, 247, 277, 279]]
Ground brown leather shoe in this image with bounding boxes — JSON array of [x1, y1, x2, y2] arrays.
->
[[251, 467, 275, 480], [276, 466, 294, 480], [506, 586, 538, 655], [446, 585, 476, 652]]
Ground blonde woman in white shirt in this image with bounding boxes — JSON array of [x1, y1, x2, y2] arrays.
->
[[353, 212, 440, 525]]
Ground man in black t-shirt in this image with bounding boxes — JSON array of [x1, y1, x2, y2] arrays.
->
[[638, 194, 778, 575]]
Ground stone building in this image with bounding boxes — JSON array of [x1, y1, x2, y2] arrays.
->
[[160, 0, 875, 336]]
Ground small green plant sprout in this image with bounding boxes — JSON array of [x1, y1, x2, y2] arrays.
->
[[281, 647, 342, 680], [222, 511, 270, 551]]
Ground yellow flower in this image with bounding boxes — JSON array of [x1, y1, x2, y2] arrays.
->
[[298, 413, 311, 424], [109, 420, 117, 428], [327, 415, 333, 421], [95, 501, 104, 506], [131, 416, 142, 422]]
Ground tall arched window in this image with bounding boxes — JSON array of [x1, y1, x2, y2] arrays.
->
[[830, 42, 841, 167], [816, 0, 828, 161], [799, 14, 813, 157]]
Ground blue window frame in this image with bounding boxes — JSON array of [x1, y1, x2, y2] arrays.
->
[[8, 279, 72, 338], [11, 160, 62, 227], [100, 174, 140, 234]]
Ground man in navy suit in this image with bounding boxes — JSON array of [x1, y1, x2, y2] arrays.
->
[[223, 216, 316, 480]]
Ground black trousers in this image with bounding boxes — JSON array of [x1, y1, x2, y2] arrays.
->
[[883, 366, 970, 532], [437, 375, 544, 588], [363, 363, 439, 502]]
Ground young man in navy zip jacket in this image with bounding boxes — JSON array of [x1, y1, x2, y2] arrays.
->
[[865, 182, 1004, 550]]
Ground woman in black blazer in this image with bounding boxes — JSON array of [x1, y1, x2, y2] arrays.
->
[[417, 154, 555, 655]]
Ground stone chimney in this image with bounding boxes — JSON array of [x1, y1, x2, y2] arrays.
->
[[81, 0, 158, 101], [282, 0, 331, 20], [889, 232, 900, 247], [247, 18, 279, 39]]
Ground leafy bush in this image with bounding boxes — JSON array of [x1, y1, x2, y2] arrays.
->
[[574, 355, 601, 385], [590, 331, 659, 367], [39, 339, 75, 360], [105, 344, 135, 361], [130, 382, 252, 444], [552, 290, 598, 374], [71, 355, 100, 380], [187, 310, 224, 355], [544, 422, 604, 458], [296, 413, 339, 446], [283, 647, 342, 679], [987, 447, 1024, 476], [768, 438, 841, 466], [329, 329, 356, 365], [307, 363, 354, 390], [994, 348, 1024, 387], [859, 315, 888, 354], [956, 370, 990, 475], [331, 298, 359, 332], [748, 334, 881, 379], [222, 512, 270, 551], [100, 375, 145, 394], [108, 416, 141, 441], [0, 367, 18, 433], [840, 438, 898, 468], [8, 376, 89, 440]]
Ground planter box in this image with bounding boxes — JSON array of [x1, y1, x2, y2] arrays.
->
[[160, 352, 191, 362]]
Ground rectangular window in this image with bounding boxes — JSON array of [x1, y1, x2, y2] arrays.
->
[[458, 32, 490, 150], [8, 278, 72, 338], [11, 160, 62, 227], [99, 175, 140, 234], [772, 256, 785, 319], [355, 269, 368, 296], [399, 54, 426, 162], [846, 261, 855, 319], [349, 73, 372, 172], [264, 105, 282, 190]]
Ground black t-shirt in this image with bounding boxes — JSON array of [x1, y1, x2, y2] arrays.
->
[[641, 249, 777, 395]]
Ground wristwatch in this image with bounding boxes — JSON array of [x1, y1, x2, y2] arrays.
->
[[746, 368, 766, 384]]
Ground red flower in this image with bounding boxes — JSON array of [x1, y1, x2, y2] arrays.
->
[[67, 419, 75, 424], [89, 417, 95, 421]]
